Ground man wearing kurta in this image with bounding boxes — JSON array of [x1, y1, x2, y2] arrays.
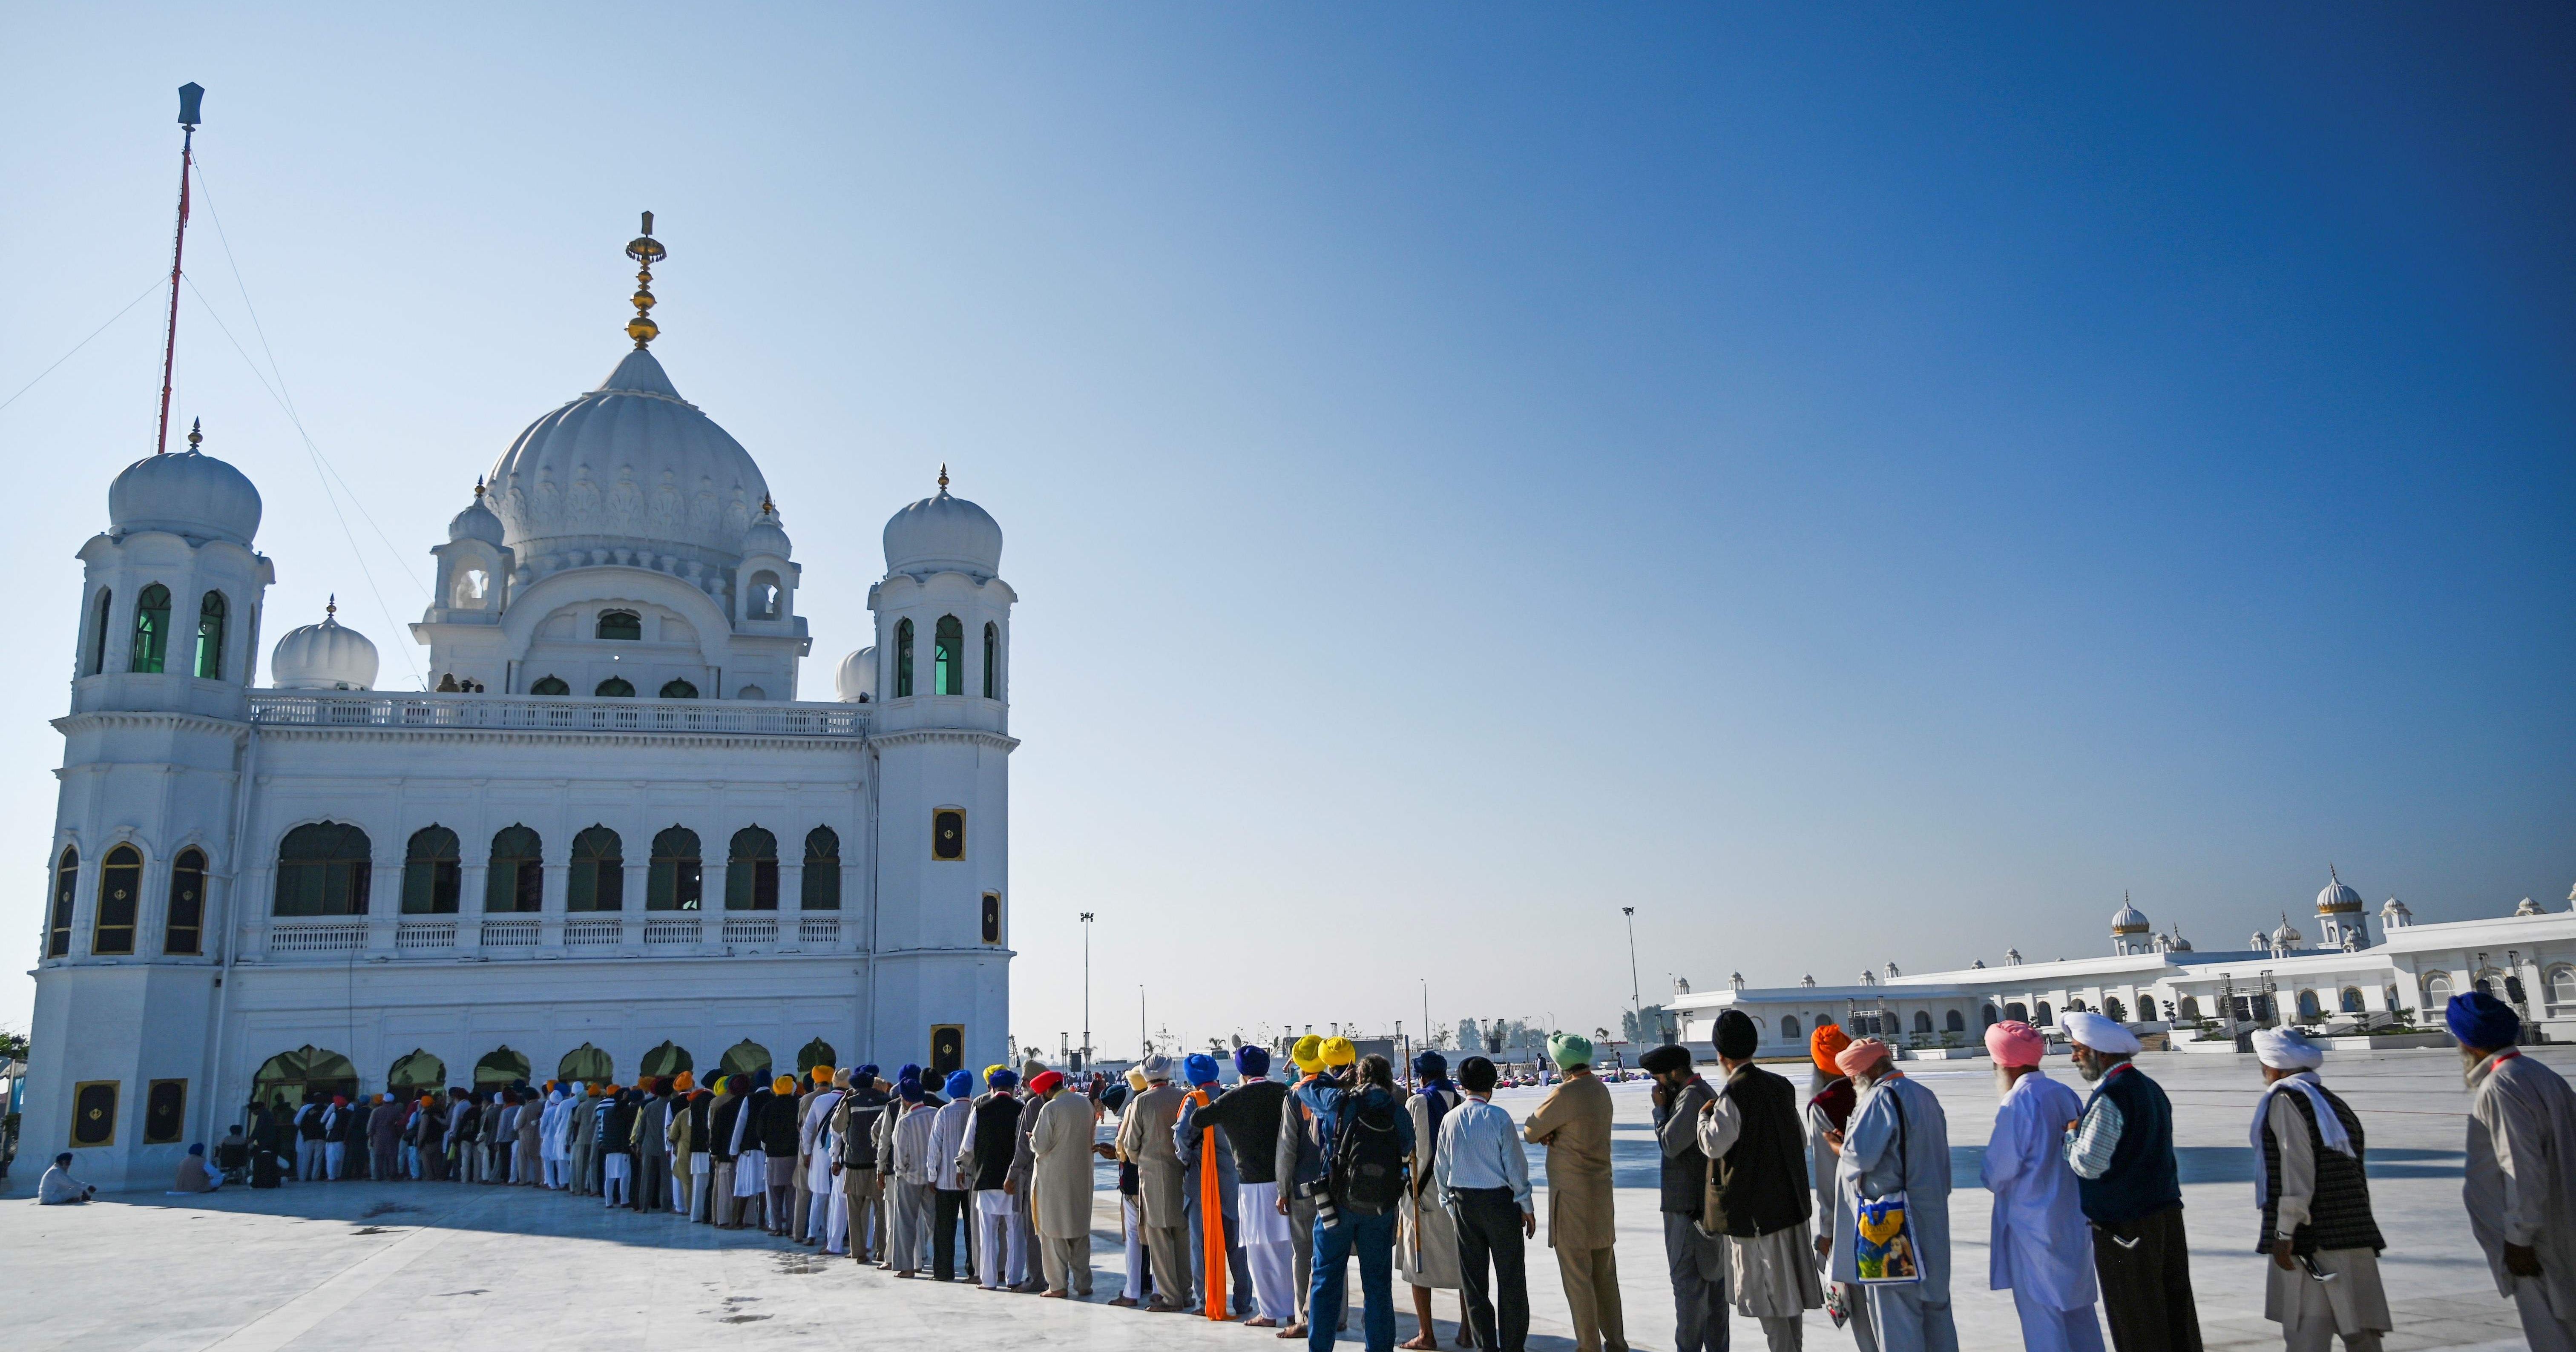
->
[[1804, 1025, 1877, 1352], [1524, 1031, 1625, 1352], [1980, 1021, 2102, 1352], [1830, 1037, 1956, 1352], [889, 1079, 940, 1277], [1275, 1035, 1338, 1335], [836, 1067, 890, 1261], [1644, 1041, 1728, 1352], [2061, 1011, 2201, 1352], [1176, 1053, 1253, 1317], [1697, 1012, 1823, 1352], [1401, 1050, 1467, 1349], [1028, 1069, 1100, 1297], [2248, 1028, 2388, 1352], [1118, 1054, 1193, 1311], [2452, 991, 2576, 1352]]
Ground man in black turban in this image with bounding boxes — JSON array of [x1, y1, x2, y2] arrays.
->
[[1646, 1042, 1728, 1352], [1696, 1010, 1824, 1349]]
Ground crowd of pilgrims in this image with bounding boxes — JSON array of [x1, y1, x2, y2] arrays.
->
[[153, 989, 2576, 1352]]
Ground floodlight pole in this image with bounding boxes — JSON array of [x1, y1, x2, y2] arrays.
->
[[1080, 911, 1094, 1070]]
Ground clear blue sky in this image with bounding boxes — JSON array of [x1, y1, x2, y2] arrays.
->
[[2, 6, 2570, 1051]]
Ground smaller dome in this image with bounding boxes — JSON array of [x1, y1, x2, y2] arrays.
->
[[108, 422, 262, 546], [448, 483, 506, 545], [2379, 896, 2411, 917], [744, 498, 791, 560], [834, 646, 877, 703], [883, 470, 1002, 578], [2316, 867, 2363, 914], [2166, 926, 2193, 952], [2110, 893, 2150, 934], [271, 601, 379, 690], [2270, 914, 2305, 947], [2517, 896, 2544, 917]]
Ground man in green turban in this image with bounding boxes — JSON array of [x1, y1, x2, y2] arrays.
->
[[1527, 1031, 1624, 1352]]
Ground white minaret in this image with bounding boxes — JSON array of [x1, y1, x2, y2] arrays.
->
[[868, 468, 1016, 1076], [30, 421, 276, 1187], [2315, 866, 2367, 950]]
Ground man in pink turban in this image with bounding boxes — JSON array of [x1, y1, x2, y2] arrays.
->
[[1979, 1022, 2101, 1352], [1824, 1036, 1957, 1351]]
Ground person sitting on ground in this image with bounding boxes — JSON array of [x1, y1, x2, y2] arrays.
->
[[40, 1153, 96, 1204], [172, 1142, 224, 1194]]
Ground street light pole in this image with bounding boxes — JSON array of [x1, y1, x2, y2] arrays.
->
[[1622, 906, 1642, 1041], [1079, 912, 1094, 1070]]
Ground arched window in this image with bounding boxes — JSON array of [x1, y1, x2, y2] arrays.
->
[[93, 844, 143, 955], [658, 678, 699, 699], [2296, 990, 2323, 1020], [1780, 1016, 1800, 1041], [1944, 1009, 1965, 1033], [131, 583, 172, 673], [725, 826, 779, 911], [402, 826, 463, 914], [2340, 987, 2365, 1014], [2067, 999, 2087, 1013], [453, 568, 489, 609], [595, 676, 635, 698], [2103, 996, 2126, 1022], [892, 619, 915, 697], [252, 1045, 358, 1112], [473, 1046, 532, 1089], [164, 847, 207, 955], [530, 675, 570, 696], [2177, 995, 2202, 1021], [1981, 1005, 1999, 1028], [934, 615, 964, 695], [195, 591, 227, 679], [2552, 967, 2576, 1008], [558, 1044, 612, 1083], [273, 822, 372, 917], [717, 1039, 772, 1078], [485, 826, 543, 913], [797, 1039, 837, 1073], [2425, 973, 2453, 1006], [47, 845, 78, 957], [802, 827, 841, 910], [568, 826, 623, 912], [983, 622, 998, 699], [2004, 1001, 2028, 1022], [933, 808, 965, 861], [389, 1049, 447, 1098], [1911, 1010, 1934, 1035], [89, 588, 112, 675], [735, 685, 767, 700], [2034, 1001, 2053, 1026], [640, 1042, 692, 1078], [649, 827, 702, 911], [597, 610, 642, 641], [748, 571, 781, 619]]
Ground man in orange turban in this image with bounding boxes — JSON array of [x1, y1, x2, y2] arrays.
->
[[1809, 1024, 1853, 1078], [1803, 1022, 1866, 1340]]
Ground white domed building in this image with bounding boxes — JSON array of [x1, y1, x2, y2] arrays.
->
[[26, 227, 1019, 1187]]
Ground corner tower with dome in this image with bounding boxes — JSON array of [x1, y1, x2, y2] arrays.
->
[[24, 220, 1020, 1188]]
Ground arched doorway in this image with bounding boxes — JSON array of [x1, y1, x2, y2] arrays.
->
[[640, 1041, 692, 1079], [388, 1049, 447, 1099], [796, 1038, 836, 1074], [252, 1045, 358, 1114], [717, 1039, 771, 1079], [558, 1043, 613, 1083], [474, 1046, 532, 1090]]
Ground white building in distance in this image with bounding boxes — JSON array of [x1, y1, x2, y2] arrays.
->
[[26, 221, 1019, 1187], [1670, 875, 2576, 1059]]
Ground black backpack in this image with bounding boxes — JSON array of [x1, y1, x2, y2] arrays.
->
[[1329, 1092, 1408, 1216]]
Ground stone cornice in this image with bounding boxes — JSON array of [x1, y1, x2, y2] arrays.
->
[[865, 729, 1019, 753], [52, 710, 252, 740]]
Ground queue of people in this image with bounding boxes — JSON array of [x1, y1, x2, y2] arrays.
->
[[127, 988, 2575, 1352]]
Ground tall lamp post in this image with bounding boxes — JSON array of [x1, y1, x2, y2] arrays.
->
[[1079, 912, 1094, 1071], [1621, 907, 1642, 1043]]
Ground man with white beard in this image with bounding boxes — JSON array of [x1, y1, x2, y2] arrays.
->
[[2450, 990, 2576, 1352], [2249, 1026, 2389, 1352], [1978, 1020, 2102, 1352], [2062, 1009, 2201, 1352], [1826, 1037, 1955, 1352]]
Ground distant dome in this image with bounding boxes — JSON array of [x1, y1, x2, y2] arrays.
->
[[834, 646, 876, 703], [2316, 868, 2364, 914], [2270, 915, 2305, 947], [883, 473, 1002, 578], [2379, 896, 2411, 917], [108, 424, 262, 547], [485, 349, 769, 567], [271, 603, 378, 690], [2110, 894, 2150, 935], [448, 485, 506, 545]]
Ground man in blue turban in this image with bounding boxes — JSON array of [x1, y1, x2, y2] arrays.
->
[[1190, 1043, 1297, 1324], [1176, 1052, 1252, 1315], [930, 1069, 980, 1280], [966, 1066, 1028, 1289], [2452, 990, 2576, 1349], [1404, 1050, 1469, 1345]]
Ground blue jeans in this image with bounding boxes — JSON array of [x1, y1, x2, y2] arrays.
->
[[1308, 1210, 1396, 1352]]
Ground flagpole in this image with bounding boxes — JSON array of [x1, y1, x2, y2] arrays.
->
[[155, 84, 204, 456]]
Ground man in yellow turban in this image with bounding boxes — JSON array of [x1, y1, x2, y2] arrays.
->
[[1274, 1035, 1357, 1337], [1527, 1031, 1624, 1352]]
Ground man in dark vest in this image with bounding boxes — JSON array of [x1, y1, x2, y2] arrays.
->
[[2061, 1010, 2201, 1352], [1696, 1010, 1824, 1351], [837, 1067, 893, 1261], [1644, 1042, 1727, 1352], [2251, 1028, 2388, 1352]]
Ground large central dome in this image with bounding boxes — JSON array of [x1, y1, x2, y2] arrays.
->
[[484, 349, 770, 568]]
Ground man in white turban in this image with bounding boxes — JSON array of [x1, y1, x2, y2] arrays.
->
[[2251, 1028, 2389, 1352], [1980, 1021, 2101, 1352], [2061, 1010, 2202, 1352]]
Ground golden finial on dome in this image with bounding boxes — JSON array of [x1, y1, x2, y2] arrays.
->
[[760, 492, 775, 516], [325, 593, 337, 618], [186, 417, 202, 452], [624, 211, 666, 350], [937, 463, 949, 492], [474, 475, 486, 499]]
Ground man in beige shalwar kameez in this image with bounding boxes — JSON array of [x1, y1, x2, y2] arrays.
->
[[1118, 1054, 1193, 1311], [1524, 1032, 1627, 1352], [1027, 1070, 1100, 1297]]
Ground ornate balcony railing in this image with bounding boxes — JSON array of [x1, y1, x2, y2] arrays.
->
[[480, 920, 541, 947], [799, 916, 840, 945], [564, 920, 622, 946], [270, 924, 367, 952], [249, 692, 866, 738], [723, 918, 778, 946], [643, 919, 702, 946], [394, 921, 457, 950]]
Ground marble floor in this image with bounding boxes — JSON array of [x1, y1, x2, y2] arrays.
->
[[1, 1047, 2540, 1351]]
